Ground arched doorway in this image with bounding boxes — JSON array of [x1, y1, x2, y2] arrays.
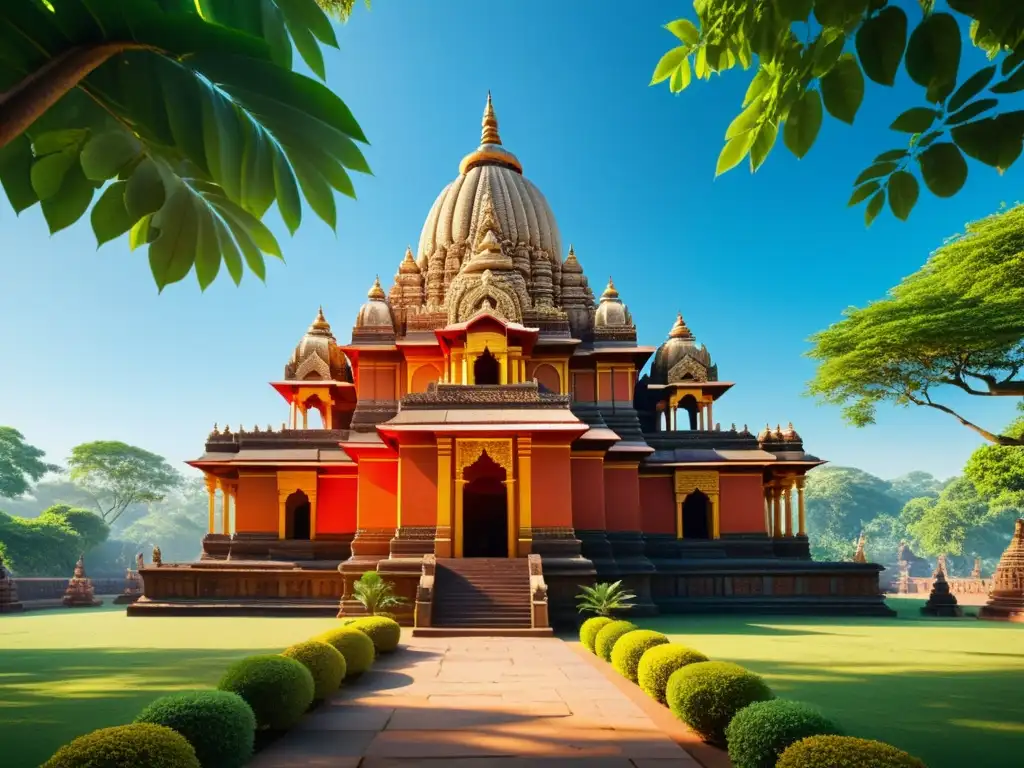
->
[[462, 450, 508, 557], [679, 394, 699, 430], [682, 490, 711, 540], [285, 490, 311, 540], [474, 348, 500, 385]]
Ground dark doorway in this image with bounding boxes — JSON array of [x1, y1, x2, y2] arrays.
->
[[474, 348, 500, 385], [463, 476, 508, 557], [679, 394, 699, 430], [285, 490, 311, 540], [682, 490, 711, 540]]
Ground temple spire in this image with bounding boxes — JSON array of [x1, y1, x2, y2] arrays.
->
[[669, 312, 694, 340], [481, 91, 502, 145], [601, 276, 619, 300], [368, 275, 386, 300], [310, 305, 331, 332]]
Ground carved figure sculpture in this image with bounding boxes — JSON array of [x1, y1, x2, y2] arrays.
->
[[62, 555, 102, 608]]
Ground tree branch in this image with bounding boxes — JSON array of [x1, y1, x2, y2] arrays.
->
[[908, 391, 1024, 445]]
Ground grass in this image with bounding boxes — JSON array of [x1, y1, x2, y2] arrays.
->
[[0, 605, 340, 768], [636, 599, 1024, 768]]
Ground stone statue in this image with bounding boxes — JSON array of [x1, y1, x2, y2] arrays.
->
[[152, 546, 162, 566], [853, 532, 867, 564], [136, 552, 145, 571], [62, 555, 102, 608], [971, 557, 982, 579]]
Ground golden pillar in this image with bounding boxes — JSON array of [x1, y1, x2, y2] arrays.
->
[[435, 438, 453, 557], [707, 400, 714, 430], [763, 485, 773, 536], [205, 474, 216, 533], [453, 479, 467, 557], [462, 355, 469, 384], [520, 359, 526, 382], [796, 475, 807, 536], [301, 404, 308, 429], [711, 492, 720, 539], [517, 437, 533, 556], [783, 481, 794, 538], [675, 499, 684, 539], [219, 479, 230, 535], [503, 478, 517, 558], [499, 354, 508, 384], [772, 481, 783, 539]]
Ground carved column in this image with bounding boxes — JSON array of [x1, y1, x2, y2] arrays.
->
[[503, 479, 517, 558], [711, 492, 720, 539], [783, 481, 794, 538], [205, 474, 216, 533], [499, 354, 508, 384], [763, 485, 772, 536], [697, 408, 703, 430], [454, 479, 467, 557], [517, 437, 533, 555], [675, 498, 683, 539], [772, 481, 783, 539], [435, 438, 453, 558], [707, 400, 713, 431], [219, 479, 230, 535], [796, 475, 807, 536], [462, 355, 469, 385]]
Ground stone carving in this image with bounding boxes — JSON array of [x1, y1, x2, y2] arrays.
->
[[980, 518, 1024, 623], [402, 382, 570, 408], [853, 533, 867, 563], [62, 555, 102, 608], [456, 439, 513, 476], [674, 470, 719, 498], [114, 566, 143, 605], [284, 307, 351, 382], [152, 546, 162, 566]]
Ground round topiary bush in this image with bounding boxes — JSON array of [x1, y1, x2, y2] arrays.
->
[[593, 620, 638, 661], [42, 723, 200, 768], [135, 690, 255, 768], [636, 643, 709, 704], [217, 655, 314, 730], [725, 699, 844, 768], [665, 660, 774, 745], [610, 629, 669, 682], [776, 735, 927, 768], [282, 640, 347, 700], [580, 616, 614, 653], [349, 616, 402, 653], [316, 627, 376, 678]]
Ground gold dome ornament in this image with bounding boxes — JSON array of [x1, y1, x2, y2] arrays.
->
[[481, 90, 501, 145], [669, 312, 695, 340], [399, 246, 420, 274], [367, 276, 386, 300], [355, 275, 395, 330], [458, 91, 523, 175], [601, 277, 619, 300]]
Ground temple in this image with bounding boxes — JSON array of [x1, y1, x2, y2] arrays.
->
[[131, 95, 891, 625]]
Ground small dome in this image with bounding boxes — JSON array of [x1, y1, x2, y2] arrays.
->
[[651, 312, 718, 384], [594, 277, 633, 328], [781, 422, 801, 442], [355, 276, 394, 329], [757, 423, 774, 442], [284, 307, 351, 381]]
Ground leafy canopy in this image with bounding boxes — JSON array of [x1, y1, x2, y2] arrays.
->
[[651, 1, 1024, 224], [0, 0, 370, 292], [0, 427, 59, 499], [576, 580, 637, 616], [965, 402, 1024, 507], [806, 203, 1024, 445]]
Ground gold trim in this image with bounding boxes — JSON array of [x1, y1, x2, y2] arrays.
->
[[673, 470, 720, 540], [455, 438, 513, 477]]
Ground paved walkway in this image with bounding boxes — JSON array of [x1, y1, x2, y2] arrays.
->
[[251, 636, 706, 767]]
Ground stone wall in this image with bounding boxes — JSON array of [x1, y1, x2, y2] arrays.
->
[[15, 577, 125, 601]]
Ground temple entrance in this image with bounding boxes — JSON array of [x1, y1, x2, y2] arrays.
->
[[285, 490, 311, 540], [474, 348, 500, 385], [682, 490, 711, 540], [461, 450, 509, 557]]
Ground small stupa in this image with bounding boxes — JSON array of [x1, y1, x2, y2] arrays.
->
[[113, 554, 144, 605], [979, 518, 1024, 623], [921, 555, 962, 617], [62, 555, 102, 608], [0, 552, 23, 613]]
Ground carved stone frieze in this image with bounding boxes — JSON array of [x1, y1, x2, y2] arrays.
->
[[456, 439, 513, 475], [674, 470, 720, 498]]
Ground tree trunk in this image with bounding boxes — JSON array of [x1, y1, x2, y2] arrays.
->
[[0, 43, 149, 150], [920, 399, 1024, 446]]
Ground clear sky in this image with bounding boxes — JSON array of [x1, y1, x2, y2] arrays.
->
[[0, 1, 1019, 482]]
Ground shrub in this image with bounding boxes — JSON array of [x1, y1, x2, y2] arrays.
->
[[353, 570, 406, 614], [777, 735, 927, 768], [217, 655, 314, 730], [593, 620, 638, 661], [575, 580, 636, 616], [666, 661, 773, 745], [316, 626, 376, 677], [637, 643, 709, 704], [610, 629, 669, 682], [725, 700, 844, 768], [282, 640, 346, 699], [350, 616, 402, 653], [135, 691, 255, 768], [580, 616, 613, 653], [42, 723, 200, 768]]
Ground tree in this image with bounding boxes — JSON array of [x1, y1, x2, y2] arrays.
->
[[804, 466, 904, 552], [807, 204, 1024, 445], [0, 0, 370, 292], [0, 509, 82, 576], [37, 504, 109, 550], [651, 2, 1024, 224], [67, 441, 180, 526], [965, 403, 1024, 505], [117, 476, 207, 561], [887, 470, 948, 505], [0, 427, 59, 499]]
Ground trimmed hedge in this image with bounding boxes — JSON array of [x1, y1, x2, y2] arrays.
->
[[42, 723, 200, 768], [636, 643, 709, 705], [217, 655, 315, 730], [725, 699, 844, 768], [580, 616, 614, 653], [316, 627, 376, 678], [593, 620, 638, 661], [282, 640, 347, 700], [350, 616, 402, 653], [777, 735, 927, 768], [666, 660, 773, 745], [135, 690, 255, 768], [610, 629, 669, 682]]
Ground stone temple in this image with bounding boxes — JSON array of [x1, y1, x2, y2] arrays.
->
[[131, 95, 891, 627]]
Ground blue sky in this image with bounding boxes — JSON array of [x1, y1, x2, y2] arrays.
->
[[0, 1, 1019, 481]]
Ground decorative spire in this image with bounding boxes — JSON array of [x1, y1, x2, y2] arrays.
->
[[311, 305, 330, 331], [367, 275, 386, 300], [601, 276, 619, 300], [399, 245, 420, 274], [475, 190, 503, 246], [481, 91, 502, 145], [668, 312, 694, 340]]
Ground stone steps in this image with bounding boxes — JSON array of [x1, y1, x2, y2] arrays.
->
[[432, 558, 533, 630]]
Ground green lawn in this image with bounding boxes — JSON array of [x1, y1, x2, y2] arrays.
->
[[0, 606, 339, 768], [637, 599, 1024, 768]]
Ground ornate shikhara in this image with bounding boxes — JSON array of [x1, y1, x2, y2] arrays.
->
[[455, 438, 514, 476]]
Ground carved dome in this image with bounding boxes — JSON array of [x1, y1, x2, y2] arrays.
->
[[284, 307, 351, 382], [651, 313, 718, 384], [355, 276, 394, 329], [594, 278, 632, 326]]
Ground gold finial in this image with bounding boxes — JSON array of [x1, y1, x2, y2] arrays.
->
[[669, 312, 693, 339], [211, 423, 219, 435], [481, 91, 502, 145], [311, 305, 330, 330], [566, 244, 577, 262], [601, 276, 619, 300], [368, 275, 386, 300], [399, 245, 419, 274]]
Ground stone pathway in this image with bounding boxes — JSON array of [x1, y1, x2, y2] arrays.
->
[[251, 636, 706, 767]]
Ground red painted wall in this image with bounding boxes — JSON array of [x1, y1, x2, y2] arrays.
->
[[357, 459, 398, 531], [571, 456, 606, 530], [317, 474, 357, 534], [613, 370, 632, 403], [604, 464, 641, 531], [374, 367, 396, 400], [572, 371, 595, 402], [640, 475, 675, 535], [597, 370, 613, 402], [532, 445, 573, 528], [235, 475, 278, 534], [533, 363, 560, 393], [720, 474, 767, 534], [400, 447, 438, 527]]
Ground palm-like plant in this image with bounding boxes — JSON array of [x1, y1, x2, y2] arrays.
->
[[576, 580, 636, 617], [353, 570, 406, 615], [0, 0, 371, 291]]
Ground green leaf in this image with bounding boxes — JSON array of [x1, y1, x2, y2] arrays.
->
[[40, 163, 95, 234], [694, 46, 709, 79], [783, 89, 823, 159], [31, 149, 77, 201], [202, 93, 244, 202], [665, 18, 699, 45], [821, 54, 865, 124], [212, 216, 244, 285], [887, 171, 919, 220], [726, 98, 763, 140], [856, 6, 908, 86], [669, 58, 692, 92], [918, 142, 967, 197], [0, 134, 38, 213], [149, 186, 199, 292], [129, 215, 154, 251], [240, 128, 275, 217], [743, 69, 773, 107], [715, 133, 755, 177], [193, 203, 221, 290], [124, 158, 166, 220], [775, 0, 814, 23], [945, 98, 997, 126], [947, 65, 995, 111], [1002, 47, 1024, 76], [990, 66, 1024, 94], [865, 189, 885, 226], [952, 113, 1024, 172], [652, 46, 688, 85], [219, 210, 267, 280], [848, 181, 880, 206], [260, 0, 292, 70], [890, 106, 939, 133], [31, 130, 89, 157], [905, 12, 962, 104], [209, 195, 282, 258], [811, 29, 845, 78], [874, 148, 909, 162], [79, 131, 141, 182], [272, 147, 302, 233], [915, 130, 941, 149], [276, 0, 340, 48], [290, 154, 336, 227], [750, 122, 778, 172], [284, 15, 326, 80], [854, 162, 897, 186], [91, 181, 137, 246]]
